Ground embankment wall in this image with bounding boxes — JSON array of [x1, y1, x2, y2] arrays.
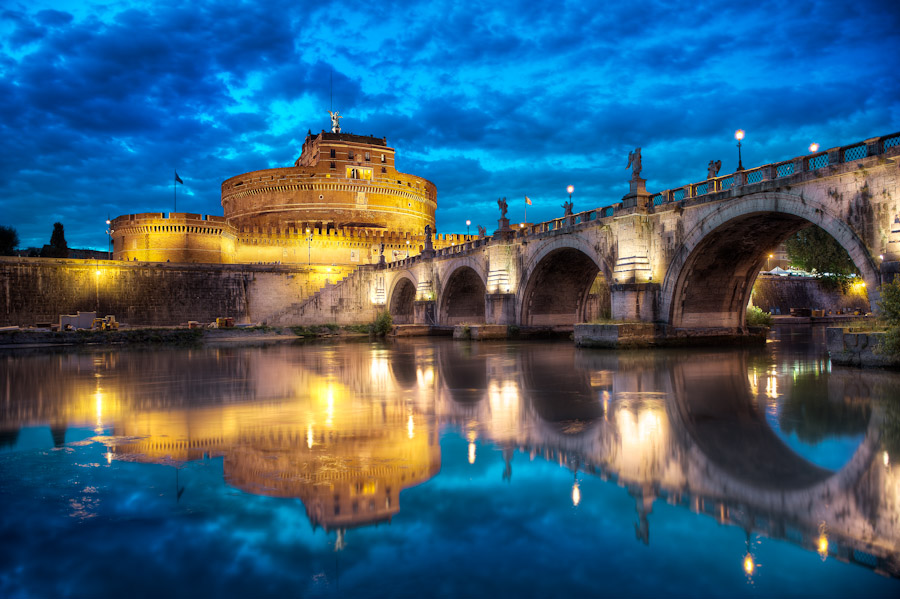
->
[[0, 258, 313, 327]]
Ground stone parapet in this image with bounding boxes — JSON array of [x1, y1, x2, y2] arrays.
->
[[826, 327, 900, 368]]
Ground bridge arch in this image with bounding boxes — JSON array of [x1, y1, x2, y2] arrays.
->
[[519, 236, 612, 326], [438, 264, 487, 325], [387, 273, 417, 325], [660, 191, 880, 328]]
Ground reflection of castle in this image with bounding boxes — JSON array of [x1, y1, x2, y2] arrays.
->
[[109, 122, 465, 281]]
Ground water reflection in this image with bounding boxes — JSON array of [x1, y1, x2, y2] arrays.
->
[[1, 338, 899, 579]]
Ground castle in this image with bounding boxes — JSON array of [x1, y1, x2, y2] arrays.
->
[[110, 119, 470, 289]]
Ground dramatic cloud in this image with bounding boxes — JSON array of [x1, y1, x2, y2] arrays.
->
[[1, 0, 898, 249]]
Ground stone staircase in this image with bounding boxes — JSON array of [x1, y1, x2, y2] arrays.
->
[[265, 266, 380, 326]]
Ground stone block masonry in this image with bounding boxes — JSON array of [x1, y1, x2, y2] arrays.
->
[[0, 257, 313, 327]]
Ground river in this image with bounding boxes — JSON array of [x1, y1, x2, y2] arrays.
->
[[1, 326, 898, 597]]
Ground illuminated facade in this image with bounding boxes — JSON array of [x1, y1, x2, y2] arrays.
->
[[110, 126, 449, 273]]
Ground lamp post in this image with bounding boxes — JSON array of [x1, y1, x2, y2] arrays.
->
[[567, 185, 574, 201], [735, 129, 745, 171], [105, 216, 112, 260], [466, 219, 471, 237], [767, 253, 773, 271]]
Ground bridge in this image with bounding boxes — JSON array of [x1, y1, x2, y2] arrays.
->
[[281, 132, 900, 335]]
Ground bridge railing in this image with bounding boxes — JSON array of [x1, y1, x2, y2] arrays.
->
[[645, 130, 900, 206]]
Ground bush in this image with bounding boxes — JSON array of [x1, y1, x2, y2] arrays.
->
[[746, 305, 773, 327], [877, 277, 900, 356], [373, 311, 393, 336]]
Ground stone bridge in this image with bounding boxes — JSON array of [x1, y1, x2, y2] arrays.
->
[[284, 132, 900, 333]]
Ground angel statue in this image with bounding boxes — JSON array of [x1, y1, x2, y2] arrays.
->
[[497, 197, 508, 218], [562, 200, 573, 216], [627, 148, 642, 180], [707, 159, 722, 179], [477, 225, 487, 237], [327, 110, 343, 133]]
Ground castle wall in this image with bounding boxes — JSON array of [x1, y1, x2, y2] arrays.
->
[[0, 257, 325, 327]]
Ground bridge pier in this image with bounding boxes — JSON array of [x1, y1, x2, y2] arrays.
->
[[485, 293, 516, 324], [413, 300, 435, 325], [610, 283, 659, 322]]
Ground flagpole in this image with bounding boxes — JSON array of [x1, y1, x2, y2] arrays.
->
[[524, 194, 527, 224], [173, 169, 177, 214]]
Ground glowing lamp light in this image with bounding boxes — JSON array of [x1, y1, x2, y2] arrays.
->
[[735, 129, 745, 141], [566, 185, 574, 195], [743, 554, 755, 576], [95, 270, 102, 276], [466, 219, 471, 226], [468, 442, 476, 464], [817, 534, 829, 561], [809, 142, 820, 153], [571, 481, 581, 507]]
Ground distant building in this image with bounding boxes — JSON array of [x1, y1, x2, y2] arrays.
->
[[111, 126, 444, 271]]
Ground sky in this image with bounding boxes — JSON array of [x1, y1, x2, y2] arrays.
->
[[1, 0, 899, 250]]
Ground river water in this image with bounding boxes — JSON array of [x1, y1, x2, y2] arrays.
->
[[1, 327, 898, 598]]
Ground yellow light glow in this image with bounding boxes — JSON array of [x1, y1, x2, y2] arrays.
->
[[307, 424, 314, 449], [735, 129, 745, 141], [94, 389, 104, 432], [743, 554, 755, 575], [105, 451, 113, 464], [571, 481, 581, 507], [468, 442, 476, 464], [95, 270, 102, 276], [817, 534, 829, 561], [567, 185, 574, 194], [407, 414, 415, 439], [416, 367, 434, 388], [765, 376, 778, 399], [885, 451, 890, 467], [809, 142, 819, 153]]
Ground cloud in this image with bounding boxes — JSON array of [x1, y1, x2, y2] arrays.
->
[[0, 0, 898, 248]]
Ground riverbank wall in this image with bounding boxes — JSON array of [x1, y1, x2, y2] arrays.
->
[[0, 257, 316, 327], [751, 275, 870, 315]]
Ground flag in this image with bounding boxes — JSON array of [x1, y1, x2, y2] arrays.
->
[[525, 196, 532, 205], [175, 171, 184, 185]]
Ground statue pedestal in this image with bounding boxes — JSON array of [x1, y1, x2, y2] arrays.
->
[[622, 177, 651, 210], [495, 218, 510, 234]]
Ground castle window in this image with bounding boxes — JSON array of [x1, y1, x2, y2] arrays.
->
[[365, 152, 370, 161], [381, 154, 385, 163], [381, 167, 386, 173], [348, 151, 354, 159], [330, 149, 336, 158], [330, 161, 336, 169]]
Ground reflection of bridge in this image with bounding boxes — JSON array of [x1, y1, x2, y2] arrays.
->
[[2, 342, 898, 575], [291, 133, 900, 333], [423, 343, 899, 578]]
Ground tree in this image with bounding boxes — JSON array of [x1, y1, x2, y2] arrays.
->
[[42, 222, 68, 258], [784, 225, 858, 290], [0, 225, 18, 255]]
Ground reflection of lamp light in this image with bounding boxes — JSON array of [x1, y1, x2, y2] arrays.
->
[[468, 442, 476, 464], [743, 553, 755, 576], [407, 414, 415, 439], [571, 480, 581, 507]]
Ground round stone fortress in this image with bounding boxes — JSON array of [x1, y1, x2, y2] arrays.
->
[[111, 125, 448, 269]]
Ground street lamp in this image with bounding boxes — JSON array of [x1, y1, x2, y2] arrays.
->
[[767, 253, 773, 271], [566, 185, 574, 201], [466, 219, 471, 237], [735, 130, 745, 171], [306, 228, 312, 268], [105, 216, 112, 260], [809, 142, 819, 153]]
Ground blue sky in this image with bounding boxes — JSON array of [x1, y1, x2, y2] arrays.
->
[[2, 0, 899, 250]]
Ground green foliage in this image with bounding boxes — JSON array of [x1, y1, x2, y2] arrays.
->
[[43, 222, 68, 258], [746, 305, 773, 327], [324, 323, 340, 332], [342, 324, 371, 334], [0, 225, 19, 255], [373, 311, 393, 336], [876, 277, 900, 356], [784, 225, 858, 290], [778, 374, 870, 444]]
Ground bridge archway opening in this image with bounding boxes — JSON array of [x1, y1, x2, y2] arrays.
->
[[521, 248, 608, 326], [670, 213, 868, 329], [389, 277, 416, 324], [439, 266, 486, 325]]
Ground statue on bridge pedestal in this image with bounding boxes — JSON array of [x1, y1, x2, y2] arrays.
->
[[627, 148, 642, 180], [497, 197, 508, 219], [707, 159, 722, 179], [562, 200, 573, 216], [478, 225, 487, 237]]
